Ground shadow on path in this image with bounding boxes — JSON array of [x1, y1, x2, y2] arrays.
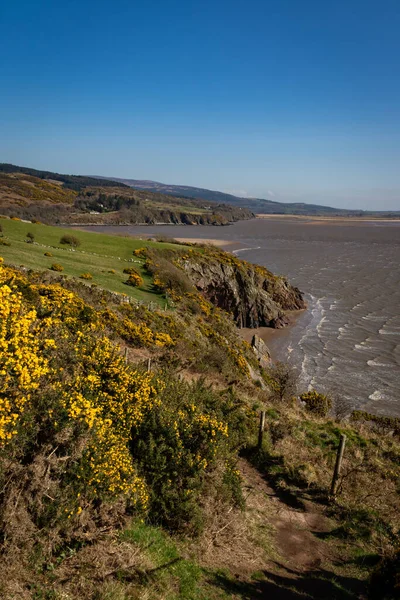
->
[[209, 562, 366, 599]]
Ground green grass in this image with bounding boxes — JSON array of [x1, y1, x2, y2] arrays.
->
[[121, 521, 230, 600], [0, 218, 184, 304]]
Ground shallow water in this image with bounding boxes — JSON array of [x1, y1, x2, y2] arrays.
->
[[88, 219, 400, 417]]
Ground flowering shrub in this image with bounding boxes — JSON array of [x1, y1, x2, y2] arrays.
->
[[79, 272, 93, 280], [130, 376, 247, 532], [0, 258, 255, 543], [125, 272, 143, 287], [0, 283, 49, 443], [300, 390, 332, 417], [44, 251, 53, 257], [50, 263, 63, 271], [123, 267, 140, 275]]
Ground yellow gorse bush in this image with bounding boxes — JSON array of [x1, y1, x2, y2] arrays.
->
[[0, 261, 161, 508], [0, 275, 49, 443], [53, 333, 162, 507]]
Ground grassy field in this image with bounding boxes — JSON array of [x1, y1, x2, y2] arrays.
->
[[0, 217, 182, 304]]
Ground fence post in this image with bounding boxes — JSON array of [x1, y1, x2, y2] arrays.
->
[[147, 357, 152, 372], [124, 347, 128, 363], [330, 434, 346, 497], [257, 411, 266, 450]]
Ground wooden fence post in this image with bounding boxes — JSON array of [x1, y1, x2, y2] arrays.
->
[[147, 357, 152, 372], [258, 411, 266, 450], [124, 347, 128, 363], [330, 434, 346, 497]]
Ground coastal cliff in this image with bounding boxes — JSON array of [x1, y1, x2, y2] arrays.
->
[[0, 228, 398, 599], [178, 247, 305, 328]]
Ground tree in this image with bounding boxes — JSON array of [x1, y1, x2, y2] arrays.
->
[[26, 232, 35, 243]]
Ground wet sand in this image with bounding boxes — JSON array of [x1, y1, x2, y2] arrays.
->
[[173, 237, 239, 248], [238, 310, 307, 360]]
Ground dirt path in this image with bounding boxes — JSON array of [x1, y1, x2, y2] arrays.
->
[[240, 459, 333, 571], [203, 459, 366, 599]]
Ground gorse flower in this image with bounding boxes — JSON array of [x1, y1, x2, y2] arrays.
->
[[0, 279, 49, 442]]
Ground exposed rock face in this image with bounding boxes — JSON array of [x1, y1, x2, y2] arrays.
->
[[182, 252, 305, 328], [251, 334, 271, 369]]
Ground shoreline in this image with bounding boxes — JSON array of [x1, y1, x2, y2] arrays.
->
[[238, 308, 307, 362], [256, 214, 400, 224], [173, 237, 239, 249]]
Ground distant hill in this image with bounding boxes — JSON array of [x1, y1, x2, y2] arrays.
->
[[103, 177, 400, 217], [0, 163, 129, 192], [99, 177, 357, 215], [0, 164, 254, 226]]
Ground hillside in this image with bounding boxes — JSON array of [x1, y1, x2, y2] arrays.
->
[[0, 220, 399, 599], [105, 176, 400, 217], [0, 164, 254, 226], [102, 176, 366, 216]]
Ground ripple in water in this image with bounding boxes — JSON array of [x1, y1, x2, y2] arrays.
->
[[88, 219, 400, 416]]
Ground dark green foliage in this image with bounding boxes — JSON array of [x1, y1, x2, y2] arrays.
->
[[60, 234, 80, 247], [130, 376, 250, 533], [26, 231, 35, 243], [300, 390, 332, 417]]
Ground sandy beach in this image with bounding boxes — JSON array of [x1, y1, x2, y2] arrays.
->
[[173, 237, 238, 248], [238, 309, 307, 360]]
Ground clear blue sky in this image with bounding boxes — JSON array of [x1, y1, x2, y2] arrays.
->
[[1, 0, 400, 210]]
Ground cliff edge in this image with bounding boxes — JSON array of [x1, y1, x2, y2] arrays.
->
[[179, 247, 305, 328]]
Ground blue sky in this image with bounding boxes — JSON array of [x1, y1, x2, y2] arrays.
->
[[1, 0, 400, 210]]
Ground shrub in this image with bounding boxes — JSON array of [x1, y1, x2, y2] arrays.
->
[[265, 361, 298, 403], [125, 272, 143, 287], [26, 231, 35, 243], [60, 234, 81, 247], [10, 216, 20, 221], [123, 266, 140, 275], [130, 376, 247, 533], [44, 251, 53, 257], [108, 269, 116, 274], [300, 390, 332, 417], [80, 272, 93, 280], [0, 239, 10, 246], [50, 263, 64, 272]]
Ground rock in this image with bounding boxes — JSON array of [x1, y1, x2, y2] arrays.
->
[[181, 250, 305, 329], [251, 334, 271, 369]]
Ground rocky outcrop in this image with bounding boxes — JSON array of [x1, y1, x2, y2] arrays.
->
[[181, 250, 305, 329], [251, 334, 271, 369]]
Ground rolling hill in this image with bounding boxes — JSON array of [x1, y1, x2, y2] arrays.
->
[[104, 177, 399, 217], [0, 164, 254, 225]]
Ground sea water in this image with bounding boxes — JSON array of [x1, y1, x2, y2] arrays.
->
[[89, 218, 400, 417]]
